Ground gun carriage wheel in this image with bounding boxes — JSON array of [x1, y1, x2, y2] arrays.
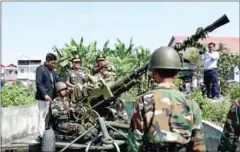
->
[[73, 104, 92, 121]]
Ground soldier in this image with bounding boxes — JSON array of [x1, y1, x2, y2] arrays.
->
[[51, 82, 97, 139], [126, 47, 206, 152], [218, 98, 240, 152], [66, 55, 89, 88], [92, 54, 116, 81], [51, 82, 85, 135], [92, 54, 107, 75]]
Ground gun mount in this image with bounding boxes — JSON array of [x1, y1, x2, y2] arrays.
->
[[69, 64, 148, 125]]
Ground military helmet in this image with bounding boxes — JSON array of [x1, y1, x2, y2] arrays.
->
[[55, 82, 67, 92], [96, 54, 106, 61], [148, 46, 181, 70]]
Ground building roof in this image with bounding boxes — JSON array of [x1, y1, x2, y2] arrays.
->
[[6, 64, 17, 68], [17, 55, 42, 61], [1, 64, 17, 69], [168, 36, 239, 54], [4, 75, 17, 81]]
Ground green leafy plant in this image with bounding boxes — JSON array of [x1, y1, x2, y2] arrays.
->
[[229, 84, 240, 100], [1, 81, 36, 107], [192, 90, 231, 124]]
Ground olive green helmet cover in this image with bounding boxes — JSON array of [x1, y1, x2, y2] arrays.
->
[[148, 46, 181, 70], [55, 82, 67, 92]]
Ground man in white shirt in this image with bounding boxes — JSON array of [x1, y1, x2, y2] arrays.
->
[[200, 42, 220, 99]]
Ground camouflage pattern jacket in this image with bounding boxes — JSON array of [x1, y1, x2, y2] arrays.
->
[[51, 96, 73, 121], [93, 65, 116, 82], [218, 98, 240, 152], [126, 82, 206, 152], [66, 67, 90, 85]]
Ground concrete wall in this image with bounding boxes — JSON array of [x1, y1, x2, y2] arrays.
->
[[1, 103, 38, 144], [202, 120, 223, 151], [203, 120, 240, 151]]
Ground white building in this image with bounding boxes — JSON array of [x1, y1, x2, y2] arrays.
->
[[17, 55, 42, 86]]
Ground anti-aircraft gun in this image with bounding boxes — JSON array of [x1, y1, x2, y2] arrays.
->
[[69, 64, 148, 125], [39, 14, 230, 152]]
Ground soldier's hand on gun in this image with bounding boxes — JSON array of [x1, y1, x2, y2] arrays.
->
[[67, 87, 73, 93]]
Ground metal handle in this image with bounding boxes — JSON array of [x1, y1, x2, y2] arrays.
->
[[97, 117, 114, 144]]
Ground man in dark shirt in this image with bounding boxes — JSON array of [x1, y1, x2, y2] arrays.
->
[[35, 53, 59, 139]]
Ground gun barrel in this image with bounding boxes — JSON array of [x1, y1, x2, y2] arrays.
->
[[173, 14, 230, 52], [204, 14, 230, 32], [109, 64, 148, 94]]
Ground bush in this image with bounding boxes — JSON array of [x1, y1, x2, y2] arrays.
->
[[1, 81, 36, 107], [192, 90, 231, 124], [229, 83, 240, 100]]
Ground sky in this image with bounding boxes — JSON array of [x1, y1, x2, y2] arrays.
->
[[2, 2, 239, 65]]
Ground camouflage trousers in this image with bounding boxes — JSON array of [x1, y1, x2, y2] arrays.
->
[[57, 122, 85, 134], [57, 122, 98, 140], [141, 143, 183, 152]]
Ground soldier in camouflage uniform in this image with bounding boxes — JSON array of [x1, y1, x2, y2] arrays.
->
[[51, 82, 97, 140], [51, 82, 85, 135], [126, 47, 206, 152], [218, 97, 240, 152], [66, 55, 90, 88], [92, 54, 116, 82]]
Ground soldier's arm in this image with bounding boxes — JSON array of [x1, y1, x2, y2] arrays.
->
[[51, 100, 61, 118], [65, 71, 74, 87], [126, 99, 144, 152], [218, 99, 240, 152], [93, 65, 105, 75], [51, 100, 69, 118], [186, 100, 206, 152]]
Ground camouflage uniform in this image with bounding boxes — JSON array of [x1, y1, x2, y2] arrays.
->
[[218, 98, 240, 152], [126, 47, 206, 152], [51, 82, 97, 140], [101, 66, 116, 82], [66, 68, 89, 85], [51, 96, 85, 135], [66, 56, 90, 85], [93, 55, 116, 82]]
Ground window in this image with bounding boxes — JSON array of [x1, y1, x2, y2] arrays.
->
[[19, 68, 29, 73], [18, 61, 29, 65], [30, 60, 41, 65]]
